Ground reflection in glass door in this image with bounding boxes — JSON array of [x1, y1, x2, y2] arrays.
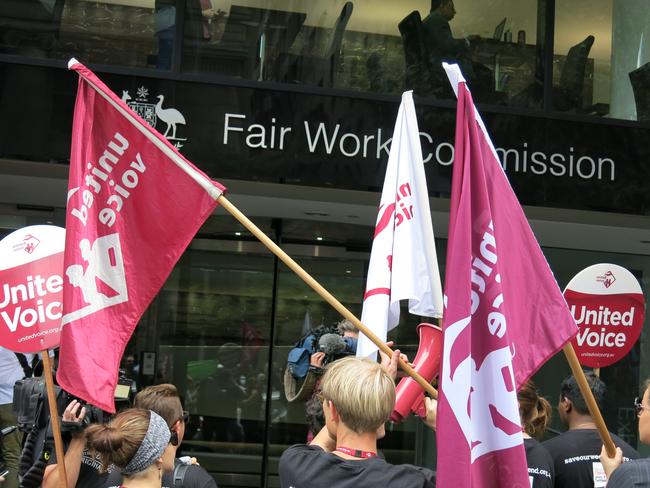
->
[[151, 239, 275, 488]]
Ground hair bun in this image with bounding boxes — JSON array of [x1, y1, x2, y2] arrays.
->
[[86, 424, 124, 452]]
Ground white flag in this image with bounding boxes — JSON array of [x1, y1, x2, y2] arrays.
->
[[357, 91, 443, 358]]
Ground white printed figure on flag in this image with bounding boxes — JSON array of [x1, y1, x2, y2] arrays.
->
[[443, 316, 522, 462], [357, 91, 443, 359], [62, 234, 128, 324]]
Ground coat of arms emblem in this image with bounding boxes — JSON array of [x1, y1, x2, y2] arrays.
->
[[121, 86, 187, 149]]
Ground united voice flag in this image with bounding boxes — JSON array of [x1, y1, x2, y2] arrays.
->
[[436, 64, 578, 488], [57, 59, 224, 412], [357, 91, 443, 358]]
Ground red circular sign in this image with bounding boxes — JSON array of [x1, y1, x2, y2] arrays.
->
[[564, 263, 646, 368], [0, 225, 65, 352]]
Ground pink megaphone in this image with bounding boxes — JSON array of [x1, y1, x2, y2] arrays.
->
[[390, 322, 442, 423]]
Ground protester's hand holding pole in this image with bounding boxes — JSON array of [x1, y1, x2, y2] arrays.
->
[[599, 445, 623, 479], [379, 341, 409, 381], [423, 397, 437, 431]]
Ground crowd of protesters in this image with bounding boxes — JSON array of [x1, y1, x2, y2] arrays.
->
[[0, 337, 649, 488]]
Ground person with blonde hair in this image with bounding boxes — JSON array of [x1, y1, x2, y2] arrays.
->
[[279, 352, 436, 488], [518, 380, 554, 488], [86, 408, 174, 488]]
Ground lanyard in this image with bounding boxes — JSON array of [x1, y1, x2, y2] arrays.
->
[[335, 446, 377, 459]]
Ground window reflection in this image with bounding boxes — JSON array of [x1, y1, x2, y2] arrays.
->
[[155, 0, 178, 70], [4, 0, 650, 121], [0, 0, 65, 57], [179, 0, 541, 105], [152, 243, 275, 481], [554, 2, 606, 115], [554, 0, 650, 121], [0, 0, 171, 69]]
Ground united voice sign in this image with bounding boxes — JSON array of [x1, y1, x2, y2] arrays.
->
[[564, 263, 646, 368], [0, 225, 65, 353]]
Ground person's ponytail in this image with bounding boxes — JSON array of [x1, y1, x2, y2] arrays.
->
[[518, 381, 552, 439]]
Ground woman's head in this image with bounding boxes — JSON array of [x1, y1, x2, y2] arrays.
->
[[518, 380, 551, 439], [320, 356, 395, 434], [86, 408, 173, 477]]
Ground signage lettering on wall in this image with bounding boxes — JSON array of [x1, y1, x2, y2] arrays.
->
[[222, 112, 615, 182]]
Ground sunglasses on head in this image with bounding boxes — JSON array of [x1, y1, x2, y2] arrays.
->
[[170, 430, 179, 446], [169, 411, 190, 446]]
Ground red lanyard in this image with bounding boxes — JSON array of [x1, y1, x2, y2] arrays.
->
[[335, 446, 377, 459]]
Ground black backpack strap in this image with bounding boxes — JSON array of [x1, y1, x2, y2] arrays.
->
[[173, 462, 190, 488], [14, 353, 32, 378], [19, 422, 53, 488]]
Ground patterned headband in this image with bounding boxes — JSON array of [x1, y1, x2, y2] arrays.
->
[[122, 410, 170, 475]]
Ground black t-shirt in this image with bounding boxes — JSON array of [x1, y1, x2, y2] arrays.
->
[[48, 446, 109, 488], [542, 429, 639, 488], [102, 459, 217, 488], [525, 438, 554, 488], [279, 444, 436, 488], [607, 458, 650, 488]]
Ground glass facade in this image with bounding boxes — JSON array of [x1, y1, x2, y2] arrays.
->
[[1, 1, 650, 120]]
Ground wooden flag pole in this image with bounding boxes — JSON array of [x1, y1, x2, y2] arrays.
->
[[218, 196, 438, 399], [69, 60, 437, 400], [41, 351, 68, 488], [562, 343, 616, 457]]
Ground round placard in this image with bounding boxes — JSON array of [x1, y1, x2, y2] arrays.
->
[[564, 263, 646, 368], [0, 225, 65, 352]]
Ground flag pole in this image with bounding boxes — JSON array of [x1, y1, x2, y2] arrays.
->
[[41, 351, 68, 488], [68, 59, 437, 399], [562, 343, 615, 457], [218, 196, 438, 399]]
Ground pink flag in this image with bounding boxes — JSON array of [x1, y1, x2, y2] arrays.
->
[[57, 59, 225, 412], [436, 65, 578, 488], [357, 91, 443, 358]]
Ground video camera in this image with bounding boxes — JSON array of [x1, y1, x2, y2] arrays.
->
[[316, 333, 357, 366], [287, 324, 358, 381], [12, 370, 134, 488], [13, 369, 135, 433]]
